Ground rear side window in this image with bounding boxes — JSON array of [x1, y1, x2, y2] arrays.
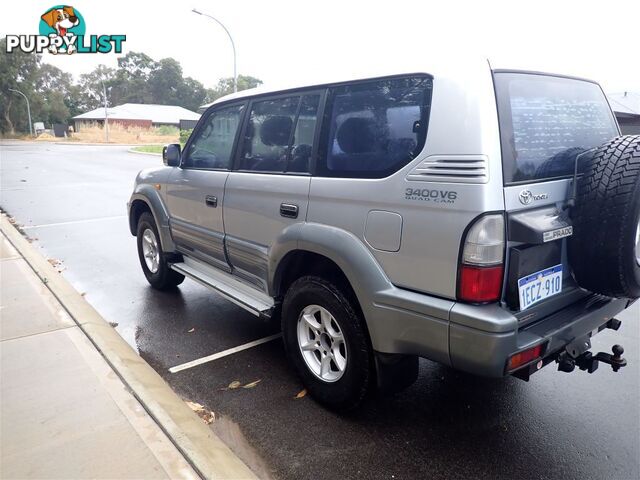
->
[[318, 76, 433, 178], [494, 73, 618, 184]]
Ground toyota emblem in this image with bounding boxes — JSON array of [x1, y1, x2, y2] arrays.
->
[[519, 189, 534, 205]]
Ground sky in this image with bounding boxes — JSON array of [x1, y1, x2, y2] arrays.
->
[[4, 0, 640, 94]]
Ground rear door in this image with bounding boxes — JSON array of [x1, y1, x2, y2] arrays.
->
[[223, 92, 324, 292], [166, 103, 245, 271], [494, 71, 619, 323]]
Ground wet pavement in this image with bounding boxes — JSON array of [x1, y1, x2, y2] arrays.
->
[[1, 141, 639, 480]]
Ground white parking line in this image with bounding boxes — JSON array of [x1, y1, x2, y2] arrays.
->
[[21, 215, 127, 229], [169, 333, 282, 374]]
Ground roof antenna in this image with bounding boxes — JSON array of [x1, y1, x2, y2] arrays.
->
[[564, 147, 597, 210]]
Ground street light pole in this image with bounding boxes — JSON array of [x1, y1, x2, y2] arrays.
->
[[8, 88, 33, 137], [101, 80, 109, 143], [191, 8, 237, 93]]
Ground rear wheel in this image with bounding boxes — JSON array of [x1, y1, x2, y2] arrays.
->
[[136, 212, 184, 290], [282, 276, 372, 411], [569, 135, 640, 298]]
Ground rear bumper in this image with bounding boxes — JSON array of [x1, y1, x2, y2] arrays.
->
[[369, 286, 633, 378], [449, 295, 632, 377]]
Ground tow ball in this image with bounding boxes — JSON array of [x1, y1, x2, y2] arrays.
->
[[557, 345, 627, 374]]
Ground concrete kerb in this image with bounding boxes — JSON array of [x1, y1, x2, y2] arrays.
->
[[0, 214, 257, 480]]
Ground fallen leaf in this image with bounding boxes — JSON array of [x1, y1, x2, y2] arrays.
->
[[242, 379, 261, 389], [47, 258, 59, 266], [185, 401, 215, 424], [187, 328, 195, 333], [185, 401, 204, 411], [294, 389, 307, 399], [227, 380, 241, 389]]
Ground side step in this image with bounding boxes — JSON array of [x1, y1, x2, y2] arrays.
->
[[170, 257, 274, 317]]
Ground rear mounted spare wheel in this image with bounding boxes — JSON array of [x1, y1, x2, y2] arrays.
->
[[569, 135, 640, 298]]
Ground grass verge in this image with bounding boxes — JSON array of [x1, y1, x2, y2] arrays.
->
[[131, 145, 164, 154]]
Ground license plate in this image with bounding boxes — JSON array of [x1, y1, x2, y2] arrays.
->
[[518, 264, 563, 311]]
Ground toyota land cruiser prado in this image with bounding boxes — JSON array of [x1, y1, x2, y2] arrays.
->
[[128, 59, 640, 410]]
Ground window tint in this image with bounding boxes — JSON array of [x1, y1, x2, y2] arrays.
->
[[494, 73, 618, 184], [318, 76, 432, 178], [183, 104, 244, 169], [239, 96, 299, 172], [288, 95, 320, 173]]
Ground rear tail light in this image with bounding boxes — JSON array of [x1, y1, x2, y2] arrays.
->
[[507, 344, 544, 371], [458, 265, 504, 302], [458, 214, 505, 303]]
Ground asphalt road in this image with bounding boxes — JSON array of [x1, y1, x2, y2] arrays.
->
[[2, 141, 639, 480]]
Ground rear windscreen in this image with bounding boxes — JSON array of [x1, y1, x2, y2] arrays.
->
[[494, 72, 618, 184]]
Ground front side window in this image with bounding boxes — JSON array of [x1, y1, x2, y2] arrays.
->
[[182, 104, 244, 169], [494, 73, 618, 184], [318, 76, 433, 178]]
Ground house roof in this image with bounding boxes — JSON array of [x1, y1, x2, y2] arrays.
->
[[607, 92, 640, 116], [73, 103, 200, 123]]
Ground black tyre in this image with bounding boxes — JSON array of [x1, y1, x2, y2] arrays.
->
[[282, 276, 372, 411], [569, 135, 640, 298], [136, 212, 185, 290]]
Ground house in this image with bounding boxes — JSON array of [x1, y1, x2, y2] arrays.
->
[[73, 103, 200, 131], [607, 92, 640, 135]]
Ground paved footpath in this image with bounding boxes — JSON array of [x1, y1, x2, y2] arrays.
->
[[0, 216, 256, 480]]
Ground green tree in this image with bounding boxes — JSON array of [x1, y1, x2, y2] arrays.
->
[[178, 77, 207, 112], [77, 65, 116, 111], [0, 38, 41, 134], [117, 51, 156, 79], [111, 51, 156, 104], [205, 75, 263, 103], [148, 58, 184, 105], [35, 64, 73, 122]]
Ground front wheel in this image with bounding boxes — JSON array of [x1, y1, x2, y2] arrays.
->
[[282, 276, 373, 411], [136, 212, 184, 290]]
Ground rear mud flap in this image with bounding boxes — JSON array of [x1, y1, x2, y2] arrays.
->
[[374, 352, 418, 395]]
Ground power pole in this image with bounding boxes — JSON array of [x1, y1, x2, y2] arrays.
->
[[101, 81, 109, 143]]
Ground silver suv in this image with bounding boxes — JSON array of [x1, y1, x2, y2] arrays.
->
[[128, 60, 640, 410]]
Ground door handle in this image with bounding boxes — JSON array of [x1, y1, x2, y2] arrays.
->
[[280, 203, 299, 218], [205, 195, 218, 208]]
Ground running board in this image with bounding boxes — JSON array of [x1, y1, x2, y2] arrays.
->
[[170, 257, 274, 317]]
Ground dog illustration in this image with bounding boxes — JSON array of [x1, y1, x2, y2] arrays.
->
[[40, 6, 80, 54]]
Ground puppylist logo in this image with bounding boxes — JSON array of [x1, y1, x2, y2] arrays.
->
[[5, 5, 126, 54]]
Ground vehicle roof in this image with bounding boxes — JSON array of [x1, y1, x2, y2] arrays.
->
[[200, 55, 489, 110], [199, 56, 601, 111]]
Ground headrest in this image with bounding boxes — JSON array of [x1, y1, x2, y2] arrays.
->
[[259, 116, 292, 147], [336, 117, 378, 154]]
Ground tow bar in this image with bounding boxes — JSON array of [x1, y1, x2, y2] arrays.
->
[[557, 345, 627, 374], [556, 318, 627, 374]]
